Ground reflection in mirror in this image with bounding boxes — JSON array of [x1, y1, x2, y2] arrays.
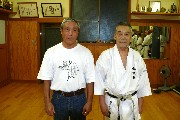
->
[[131, 26, 170, 59], [150, 1, 161, 12]]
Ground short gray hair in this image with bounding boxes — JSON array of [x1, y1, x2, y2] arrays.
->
[[115, 21, 132, 33], [60, 18, 80, 29]]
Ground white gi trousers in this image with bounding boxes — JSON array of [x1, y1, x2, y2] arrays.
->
[[104, 94, 141, 120]]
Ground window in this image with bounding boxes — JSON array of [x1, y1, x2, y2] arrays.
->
[[72, 0, 128, 43]]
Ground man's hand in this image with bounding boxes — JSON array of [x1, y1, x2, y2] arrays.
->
[[45, 102, 55, 116], [83, 82, 94, 116], [100, 101, 110, 117], [99, 95, 110, 117], [82, 102, 92, 116]]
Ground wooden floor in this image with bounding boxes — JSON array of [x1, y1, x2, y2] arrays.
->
[[0, 82, 180, 120]]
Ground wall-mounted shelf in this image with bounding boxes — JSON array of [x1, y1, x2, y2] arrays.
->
[[131, 12, 180, 16], [129, 0, 180, 20], [0, 8, 16, 15]]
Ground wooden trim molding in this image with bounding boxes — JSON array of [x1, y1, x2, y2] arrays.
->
[[9, 18, 66, 23]]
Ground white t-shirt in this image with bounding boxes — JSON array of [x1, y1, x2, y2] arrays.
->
[[94, 45, 152, 98], [37, 43, 95, 92]]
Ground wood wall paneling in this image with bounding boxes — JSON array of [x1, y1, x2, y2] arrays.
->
[[94, 45, 109, 62], [82, 43, 114, 63], [144, 59, 169, 88], [6, 19, 180, 87], [81, 43, 95, 63], [170, 24, 180, 84]]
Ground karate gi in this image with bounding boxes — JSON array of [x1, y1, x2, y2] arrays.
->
[[94, 45, 152, 120], [130, 35, 137, 49], [160, 35, 167, 58], [142, 33, 152, 58], [136, 37, 143, 56]]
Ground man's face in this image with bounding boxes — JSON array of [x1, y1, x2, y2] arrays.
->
[[145, 30, 149, 35], [61, 21, 79, 48], [114, 25, 132, 49]]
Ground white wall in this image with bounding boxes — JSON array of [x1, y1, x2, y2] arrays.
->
[[9, 0, 70, 18], [0, 20, 5, 44], [131, 0, 179, 12]]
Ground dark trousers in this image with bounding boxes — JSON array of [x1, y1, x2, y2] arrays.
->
[[52, 92, 86, 120]]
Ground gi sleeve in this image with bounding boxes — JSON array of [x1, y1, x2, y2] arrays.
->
[[137, 58, 152, 98], [94, 52, 108, 95]]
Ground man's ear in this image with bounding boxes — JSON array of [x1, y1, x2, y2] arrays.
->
[[114, 33, 116, 40], [60, 28, 62, 34]]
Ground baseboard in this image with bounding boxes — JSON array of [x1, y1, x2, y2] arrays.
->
[[0, 80, 12, 88], [12, 80, 43, 84]]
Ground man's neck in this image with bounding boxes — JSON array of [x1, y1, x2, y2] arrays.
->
[[62, 42, 77, 49], [118, 47, 129, 53]]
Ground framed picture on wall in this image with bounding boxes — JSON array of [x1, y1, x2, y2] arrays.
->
[[150, 1, 161, 12], [17, 2, 39, 18], [41, 3, 63, 17]]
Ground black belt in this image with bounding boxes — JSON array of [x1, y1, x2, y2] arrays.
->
[[106, 91, 137, 101], [54, 88, 85, 97]]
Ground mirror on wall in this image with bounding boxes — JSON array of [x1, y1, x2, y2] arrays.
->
[[130, 26, 170, 59]]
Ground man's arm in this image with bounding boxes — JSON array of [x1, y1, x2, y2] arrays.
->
[[43, 80, 54, 116], [86, 82, 94, 104], [99, 95, 109, 117], [82, 82, 94, 116]]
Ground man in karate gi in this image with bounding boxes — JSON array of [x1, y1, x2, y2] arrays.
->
[[94, 22, 152, 120], [130, 34, 137, 49], [135, 33, 143, 54], [142, 30, 152, 58]]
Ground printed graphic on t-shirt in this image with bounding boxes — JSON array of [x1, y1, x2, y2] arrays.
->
[[58, 60, 79, 81]]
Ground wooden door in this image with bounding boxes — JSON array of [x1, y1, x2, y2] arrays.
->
[[9, 21, 38, 80]]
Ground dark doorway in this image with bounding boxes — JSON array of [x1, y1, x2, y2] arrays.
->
[[40, 23, 62, 63]]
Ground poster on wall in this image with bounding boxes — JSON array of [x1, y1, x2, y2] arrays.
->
[[41, 3, 63, 17], [17, 2, 39, 18]]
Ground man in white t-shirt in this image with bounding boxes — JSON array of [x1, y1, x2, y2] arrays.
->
[[94, 22, 152, 120], [37, 18, 95, 120]]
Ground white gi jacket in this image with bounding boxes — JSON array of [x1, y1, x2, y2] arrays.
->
[[142, 34, 152, 58], [94, 45, 152, 120]]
